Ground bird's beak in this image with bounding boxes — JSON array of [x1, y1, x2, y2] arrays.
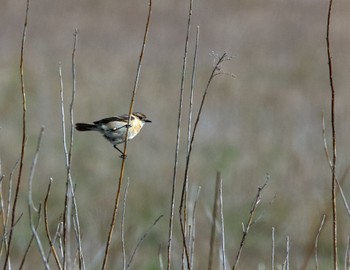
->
[[145, 119, 152, 123]]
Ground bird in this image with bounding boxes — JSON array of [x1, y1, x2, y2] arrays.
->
[[75, 112, 151, 158]]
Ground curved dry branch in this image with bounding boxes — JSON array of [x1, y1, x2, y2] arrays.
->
[[4, 0, 30, 268], [179, 52, 229, 270]]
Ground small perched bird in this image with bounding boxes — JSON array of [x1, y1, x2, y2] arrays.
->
[[75, 112, 151, 157]]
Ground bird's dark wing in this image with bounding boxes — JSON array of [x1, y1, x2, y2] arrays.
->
[[93, 114, 129, 125]]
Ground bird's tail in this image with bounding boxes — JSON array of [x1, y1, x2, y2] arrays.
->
[[75, 123, 97, 131]]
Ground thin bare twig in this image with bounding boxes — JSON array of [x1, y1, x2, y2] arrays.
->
[[59, 60, 69, 269], [167, 0, 192, 268], [61, 30, 85, 270], [121, 179, 130, 270], [315, 215, 326, 270], [0, 214, 23, 245], [188, 28, 200, 270], [127, 215, 163, 269], [102, 1, 152, 269], [326, 0, 337, 268], [189, 186, 201, 269], [0, 172, 4, 257], [299, 115, 350, 269], [179, 52, 229, 270], [218, 173, 227, 270], [0, 159, 19, 259], [27, 127, 50, 270], [272, 227, 275, 270], [282, 236, 290, 270], [49, 222, 64, 261], [232, 176, 269, 270], [0, 155, 3, 257], [19, 204, 42, 270], [44, 178, 62, 270], [159, 245, 164, 270], [182, 15, 199, 270], [4, 0, 30, 267], [70, 30, 85, 269], [322, 115, 350, 216], [208, 172, 220, 270], [5, 160, 19, 234], [345, 234, 350, 270]]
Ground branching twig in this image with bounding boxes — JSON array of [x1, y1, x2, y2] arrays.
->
[[322, 115, 350, 216], [27, 127, 50, 270], [0, 159, 19, 260], [49, 222, 64, 261], [102, 1, 152, 269], [298, 114, 350, 269], [4, 0, 30, 267], [0, 214, 23, 245], [44, 178, 62, 270], [180, 52, 229, 270], [127, 215, 163, 269], [19, 204, 42, 270], [232, 176, 269, 270]]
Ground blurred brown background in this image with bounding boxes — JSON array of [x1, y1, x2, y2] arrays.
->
[[1, 0, 350, 269]]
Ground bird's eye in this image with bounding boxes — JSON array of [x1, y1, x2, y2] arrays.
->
[[131, 116, 135, 120]]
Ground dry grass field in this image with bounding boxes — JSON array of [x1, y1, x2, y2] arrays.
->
[[1, 0, 350, 269]]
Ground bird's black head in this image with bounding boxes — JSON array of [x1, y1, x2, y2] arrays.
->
[[133, 112, 152, 123]]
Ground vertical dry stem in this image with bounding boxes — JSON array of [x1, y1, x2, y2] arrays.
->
[[218, 173, 226, 270], [121, 179, 130, 270], [0, 159, 18, 262], [271, 227, 275, 270], [189, 186, 201, 269], [167, 0, 192, 268], [179, 53, 227, 270], [284, 236, 290, 270], [44, 178, 62, 270], [345, 234, 350, 269], [101, 1, 152, 268], [326, 0, 337, 268], [4, 0, 30, 268], [61, 30, 84, 270], [208, 174, 220, 270]]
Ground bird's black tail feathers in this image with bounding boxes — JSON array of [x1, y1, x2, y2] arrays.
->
[[75, 123, 97, 131]]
